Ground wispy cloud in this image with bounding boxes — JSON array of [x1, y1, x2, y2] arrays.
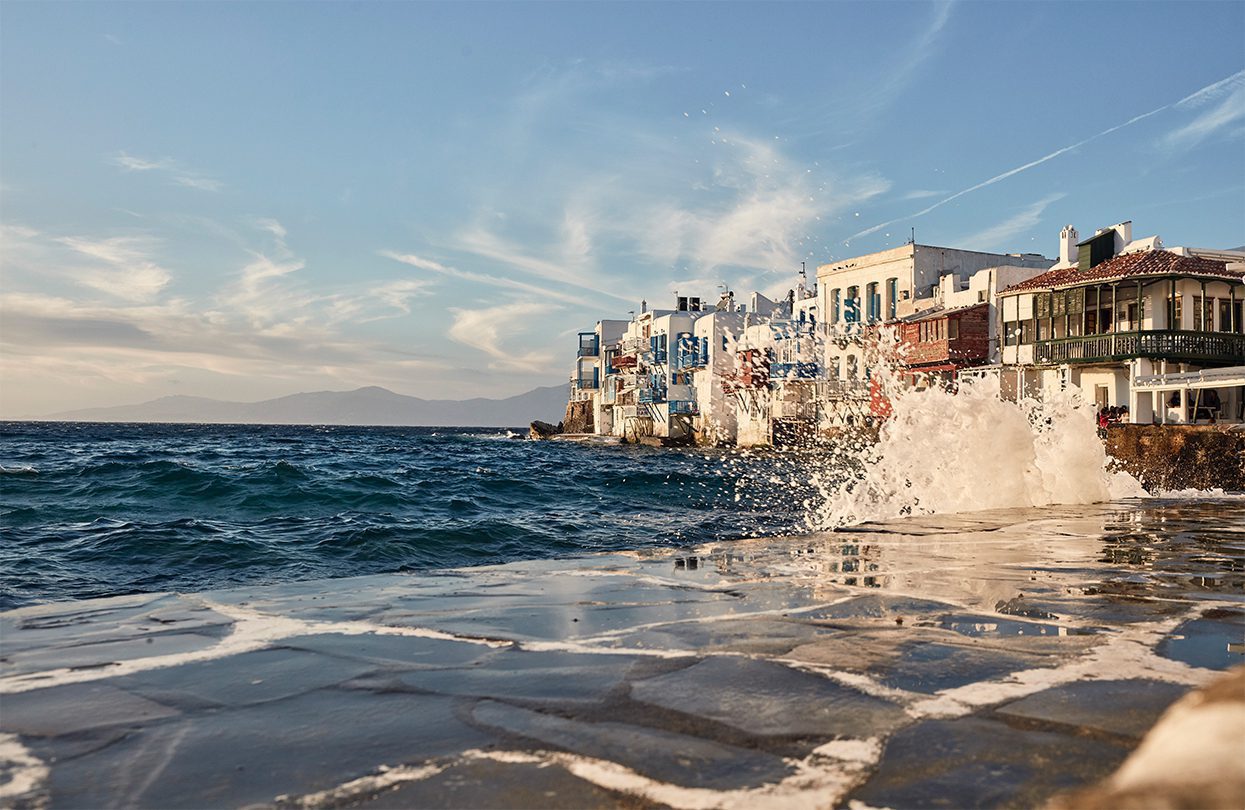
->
[[453, 224, 629, 303], [955, 193, 1066, 253], [217, 220, 427, 335], [900, 189, 945, 201], [379, 250, 595, 308], [0, 223, 444, 414], [618, 132, 890, 276], [56, 235, 172, 302], [111, 151, 222, 192], [847, 69, 1245, 243], [435, 58, 891, 307], [1163, 69, 1245, 150], [447, 301, 558, 373], [782, 1, 955, 137]]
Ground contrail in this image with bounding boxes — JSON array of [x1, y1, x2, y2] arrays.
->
[[847, 69, 1245, 243]]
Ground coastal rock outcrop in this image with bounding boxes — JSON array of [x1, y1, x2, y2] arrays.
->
[[1105, 425, 1245, 491], [561, 400, 594, 435], [528, 420, 562, 440]]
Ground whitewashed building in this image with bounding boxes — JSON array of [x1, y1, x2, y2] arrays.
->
[[997, 222, 1245, 423], [817, 243, 1053, 394], [569, 318, 630, 433]]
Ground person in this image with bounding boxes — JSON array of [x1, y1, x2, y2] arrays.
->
[[1167, 389, 1192, 422], [1097, 407, 1110, 438], [1202, 389, 1221, 424]]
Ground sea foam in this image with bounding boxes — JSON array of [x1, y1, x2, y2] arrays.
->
[[806, 372, 1147, 530]]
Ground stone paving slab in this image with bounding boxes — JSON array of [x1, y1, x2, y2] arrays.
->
[[372, 648, 644, 705], [994, 678, 1193, 740], [328, 759, 652, 810], [110, 646, 380, 709], [847, 715, 1134, 809], [1, 682, 180, 736], [40, 690, 493, 810], [630, 656, 909, 739], [471, 700, 791, 789], [2, 499, 1242, 809]]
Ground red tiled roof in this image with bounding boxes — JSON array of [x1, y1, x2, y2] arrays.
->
[[897, 302, 987, 323], [1000, 250, 1240, 294]]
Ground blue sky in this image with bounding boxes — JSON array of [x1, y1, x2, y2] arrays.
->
[[2, 1, 1242, 415]]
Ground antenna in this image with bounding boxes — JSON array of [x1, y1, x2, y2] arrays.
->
[[910, 227, 915, 245]]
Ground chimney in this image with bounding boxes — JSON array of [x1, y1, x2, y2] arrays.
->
[[1112, 221, 1132, 254], [1059, 225, 1079, 266]]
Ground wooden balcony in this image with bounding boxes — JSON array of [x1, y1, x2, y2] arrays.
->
[[1035, 329, 1245, 365]]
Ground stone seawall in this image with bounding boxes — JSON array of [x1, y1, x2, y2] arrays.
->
[[1106, 425, 1245, 491]]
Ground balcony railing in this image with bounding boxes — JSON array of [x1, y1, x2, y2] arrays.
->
[[638, 388, 667, 404], [1034, 329, 1245, 365], [770, 361, 820, 380], [672, 350, 704, 371], [817, 379, 870, 399], [573, 368, 600, 389], [577, 333, 600, 358], [668, 400, 699, 415]]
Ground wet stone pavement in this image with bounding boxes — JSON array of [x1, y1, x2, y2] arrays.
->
[[2, 498, 1243, 809]]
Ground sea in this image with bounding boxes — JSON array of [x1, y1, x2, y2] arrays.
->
[[0, 422, 817, 610], [0, 377, 1226, 611]]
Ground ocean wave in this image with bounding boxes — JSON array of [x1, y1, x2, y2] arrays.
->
[[0, 423, 795, 607]]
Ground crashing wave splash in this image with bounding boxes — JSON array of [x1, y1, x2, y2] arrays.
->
[[806, 373, 1147, 530]]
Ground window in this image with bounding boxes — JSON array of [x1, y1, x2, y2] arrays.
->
[[829, 356, 841, 379], [1003, 321, 1017, 347], [1020, 320, 1034, 344], [846, 355, 858, 379], [1168, 294, 1183, 329], [1221, 300, 1243, 334], [845, 286, 859, 323], [1194, 296, 1214, 331], [831, 289, 841, 324], [1036, 293, 1051, 319], [886, 278, 898, 319], [866, 282, 879, 322], [948, 318, 959, 340]]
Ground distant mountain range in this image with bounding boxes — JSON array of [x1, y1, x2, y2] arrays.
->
[[38, 384, 569, 427]]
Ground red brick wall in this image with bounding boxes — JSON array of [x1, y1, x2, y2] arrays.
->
[[948, 305, 989, 364], [900, 304, 989, 368]]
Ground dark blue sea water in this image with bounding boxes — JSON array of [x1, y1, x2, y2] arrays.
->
[[0, 422, 813, 609]]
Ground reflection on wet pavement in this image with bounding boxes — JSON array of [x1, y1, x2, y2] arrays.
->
[[1, 498, 1242, 809]]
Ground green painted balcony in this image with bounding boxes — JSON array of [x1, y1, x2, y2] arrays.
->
[[1035, 329, 1245, 365]]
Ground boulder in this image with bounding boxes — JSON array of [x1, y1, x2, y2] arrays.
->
[[529, 420, 562, 440]]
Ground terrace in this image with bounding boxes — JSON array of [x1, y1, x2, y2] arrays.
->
[[1035, 330, 1245, 365]]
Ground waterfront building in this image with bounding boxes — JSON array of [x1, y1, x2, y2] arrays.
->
[[816, 243, 1053, 419], [599, 300, 710, 442], [714, 284, 823, 440], [688, 308, 747, 445], [893, 264, 1052, 386], [569, 319, 630, 434], [997, 222, 1245, 423]]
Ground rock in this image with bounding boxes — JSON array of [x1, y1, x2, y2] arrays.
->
[[561, 400, 594, 434], [1046, 666, 1245, 809], [529, 420, 561, 440], [1106, 425, 1245, 491]]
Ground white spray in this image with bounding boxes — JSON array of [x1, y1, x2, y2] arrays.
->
[[805, 370, 1147, 529]]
